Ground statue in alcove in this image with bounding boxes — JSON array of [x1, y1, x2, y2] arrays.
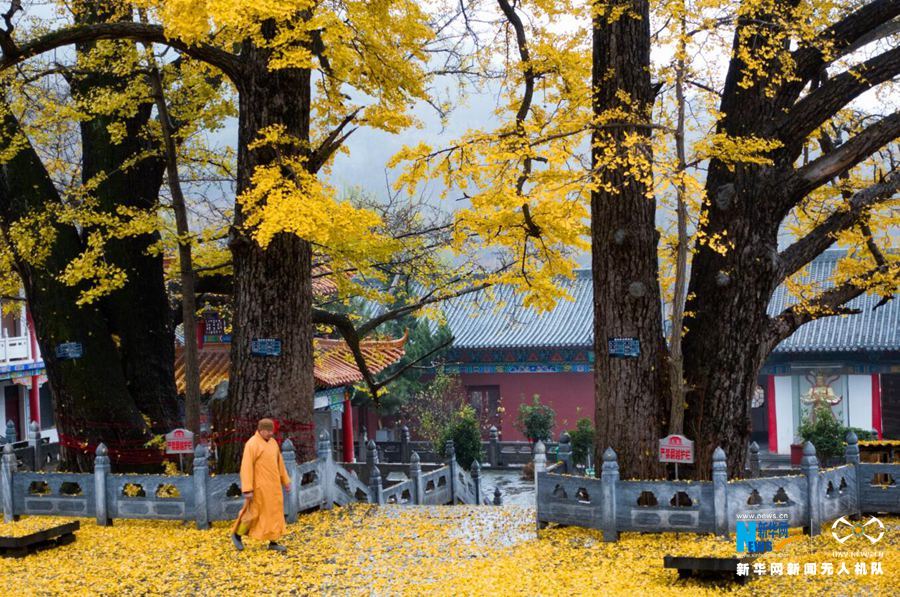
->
[[801, 371, 843, 423]]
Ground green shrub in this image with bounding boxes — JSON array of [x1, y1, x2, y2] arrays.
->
[[515, 395, 555, 442], [799, 405, 875, 460], [847, 427, 876, 442], [438, 405, 484, 470], [568, 417, 595, 465]]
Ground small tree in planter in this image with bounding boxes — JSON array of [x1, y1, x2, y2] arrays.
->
[[798, 406, 845, 463], [516, 395, 555, 443], [568, 418, 595, 466], [798, 406, 876, 466], [438, 405, 484, 470]]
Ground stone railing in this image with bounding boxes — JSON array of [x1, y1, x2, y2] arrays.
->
[[536, 432, 899, 541], [358, 425, 557, 468], [0, 421, 59, 471], [0, 433, 487, 528]]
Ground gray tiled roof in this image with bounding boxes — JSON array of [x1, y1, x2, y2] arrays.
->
[[444, 251, 899, 353], [442, 270, 593, 348]]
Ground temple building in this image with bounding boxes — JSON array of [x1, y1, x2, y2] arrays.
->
[[174, 315, 407, 461], [0, 296, 51, 443], [441, 251, 899, 453]]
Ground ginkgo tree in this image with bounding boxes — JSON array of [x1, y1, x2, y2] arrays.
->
[[0, 0, 895, 477], [0, 0, 490, 470], [394, 0, 899, 477], [0, 1, 236, 470]]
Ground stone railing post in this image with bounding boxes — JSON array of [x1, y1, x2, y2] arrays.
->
[[318, 431, 335, 510], [471, 460, 482, 505], [5, 420, 15, 444], [749, 441, 760, 478], [488, 426, 500, 467], [533, 440, 547, 485], [282, 439, 299, 523], [801, 441, 821, 536], [409, 452, 424, 505], [357, 427, 367, 464], [400, 425, 411, 463], [844, 430, 860, 465], [365, 439, 379, 486], [712, 447, 728, 537], [445, 440, 458, 504], [94, 443, 111, 526], [600, 447, 619, 542], [193, 444, 210, 530], [368, 464, 384, 505], [844, 430, 861, 517], [1, 443, 16, 522], [532, 440, 546, 529], [367, 439, 379, 464], [558, 432, 573, 474], [28, 421, 42, 471]]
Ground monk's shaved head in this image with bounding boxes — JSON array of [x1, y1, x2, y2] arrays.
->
[[257, 418, 275, 432]]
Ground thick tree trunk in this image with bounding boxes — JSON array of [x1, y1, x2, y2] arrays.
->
[[216, 42, 316, 471], [682, 11, 789, 478], [682, 223, 779, 477], [79, 110, 180, 434], [0, 111, 154, 472], [591, 0, 668, 479], [72, 5, 179, 434]]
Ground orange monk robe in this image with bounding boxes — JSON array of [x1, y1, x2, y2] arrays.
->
[[231, 431, 291, 541]]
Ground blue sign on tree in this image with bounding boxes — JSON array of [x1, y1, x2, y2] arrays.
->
[[55, 342, 83, 360], [251, 338, 282, 357], [608, 337, 640, 358]]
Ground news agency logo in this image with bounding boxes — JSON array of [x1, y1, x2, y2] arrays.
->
[[736, 513, 791, 554], [831, 516, 884, 545]]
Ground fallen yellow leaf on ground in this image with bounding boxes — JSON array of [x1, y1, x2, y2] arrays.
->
[[1, 507, 895, 595]]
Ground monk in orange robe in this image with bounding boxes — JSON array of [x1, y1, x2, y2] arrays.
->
[[231, 418, 292, 552]]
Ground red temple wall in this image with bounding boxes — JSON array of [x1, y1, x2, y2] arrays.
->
[[457, 371, 595, 441]]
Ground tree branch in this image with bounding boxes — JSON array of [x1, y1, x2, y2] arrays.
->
[[790, 111, 900, 199], [792, 0, 900, 84], [0, 0, 21, 57], [496, 0, 545, 258], [765, 262, 898, 352], [778, 170, 900, 278], [0, 22, 244, 83], [496, 0, 534, 125], [308, 108, 361, 173], [369, 337, 454, 392], [311, 308, 380, 398], [779, 45, 900, 146], [843, 17, 900, 55], [309, 28, 332, 75], [306, 275, 492, 401]]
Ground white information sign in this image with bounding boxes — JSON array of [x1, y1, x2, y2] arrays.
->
[[659, 434, 694, 463], [165, 428, 195, 454]]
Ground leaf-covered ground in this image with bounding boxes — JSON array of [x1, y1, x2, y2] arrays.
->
[[2, 507, 896, 595]]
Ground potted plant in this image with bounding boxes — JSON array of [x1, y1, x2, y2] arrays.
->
[[798, 405, 852, 467]]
